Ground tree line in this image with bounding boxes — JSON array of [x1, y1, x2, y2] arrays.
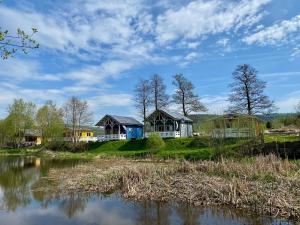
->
[[134, 64, 277, 123], [0, 97, 92, 147]]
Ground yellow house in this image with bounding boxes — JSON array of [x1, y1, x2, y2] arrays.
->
[[24, 130, 43, 145], [64, 125, 98, 142]]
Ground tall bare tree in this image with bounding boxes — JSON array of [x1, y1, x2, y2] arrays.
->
[[296, 101, 300, 114], [172, 74, 207, 116], [134, 79, 151, 135], [228, 64, 276, 115], [150, 74, 169, 110], [63, 97, 93, 143]]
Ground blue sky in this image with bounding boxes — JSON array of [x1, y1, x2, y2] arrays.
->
[[0, 0, 300, 122]]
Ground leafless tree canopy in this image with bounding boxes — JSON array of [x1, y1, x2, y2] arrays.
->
[[134, 79, 151, 123], [172, 74, 207, 116], [63, 97, 93, 142], [228, 64, 276, 115], [150, 74, 169, 110], [296, 101, 300, 114]]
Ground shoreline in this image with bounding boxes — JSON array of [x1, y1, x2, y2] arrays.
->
[[35, 155, 300, 222]]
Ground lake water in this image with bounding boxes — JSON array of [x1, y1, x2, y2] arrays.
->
[[0, 156, 295, 225]]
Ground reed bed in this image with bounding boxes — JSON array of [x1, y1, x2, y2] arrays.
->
[[44, 155, 300, 221]]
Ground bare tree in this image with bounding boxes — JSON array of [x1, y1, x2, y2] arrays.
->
[[63, 97, 93, 142], [150, 74, 169, 110], [134, 79, 151, 135], [228, 64, 276, 115], [296, 101, 300, 114], [172, 74, 207, 116]]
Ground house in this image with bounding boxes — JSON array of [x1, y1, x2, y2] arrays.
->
[[24, 130, 42, 146], [64, 125, 101, 142], [144, 109, 193, 138], [209, 114, 263, 139], [96, 115, 143, 141]]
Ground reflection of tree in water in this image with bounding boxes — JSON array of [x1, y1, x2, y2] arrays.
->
[[58, 193, 88, 218], [134, 201, 172, 225], [0, 156, 87, 212], [32, 187, 89, 219], [0, 157, 38, 211], [208, 207, 280, 225], [175, 203, 203, 225]]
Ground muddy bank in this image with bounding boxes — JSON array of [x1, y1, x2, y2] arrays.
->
[[38, 155, 300, 221]]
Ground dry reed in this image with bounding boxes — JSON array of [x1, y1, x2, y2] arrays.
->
[[42, 155, 300, 221]]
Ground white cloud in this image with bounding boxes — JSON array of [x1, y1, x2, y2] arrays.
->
[[156, 0, 270, 44], [201, 94, 229, 114], [0, 59, 61, 82], [62, 60, 134, 86], [243, 14, 300, 45], [260, 71, 300, 78], [89, 94, 133, 107], [276, 90, 300, 113]]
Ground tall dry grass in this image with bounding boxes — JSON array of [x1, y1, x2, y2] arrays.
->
[[43, 155, 300, 221]]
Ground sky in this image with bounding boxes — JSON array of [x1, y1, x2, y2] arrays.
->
[[0, 0, 300, 122]]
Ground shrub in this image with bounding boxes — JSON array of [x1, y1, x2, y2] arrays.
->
[[188, 136, 208, 148], [146, 133, 165, 152], [45, 141, 89, 152]]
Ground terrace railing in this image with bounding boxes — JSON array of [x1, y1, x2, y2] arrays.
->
[[145, 131, 181, 138], [97, 134, 127, 141]]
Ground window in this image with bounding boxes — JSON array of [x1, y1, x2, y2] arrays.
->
[[87, 132, 91, 137], [79, 133, 82, 136]]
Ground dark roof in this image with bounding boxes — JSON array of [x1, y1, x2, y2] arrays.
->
[[24, 129, 41, 137], [147, 109, 193, 122], [96, 115, 143, 126]]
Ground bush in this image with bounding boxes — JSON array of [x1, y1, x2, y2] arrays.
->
[[188, 136, 208, 148], [45, 141, 89, 152], [146, 133, 165, 152]]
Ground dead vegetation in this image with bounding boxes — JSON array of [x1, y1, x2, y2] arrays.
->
[[42, 155, 300, 221]]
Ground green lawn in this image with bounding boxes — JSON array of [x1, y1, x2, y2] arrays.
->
[[87, 138, 215, 160], [2, 135, 298, 160], [264, 134, 300, 143]]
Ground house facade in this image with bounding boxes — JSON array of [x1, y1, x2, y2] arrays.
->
[[64, 125, 99, 142], [144, 109, 193, 138], [24, 130, 42, 146], [209, 114, 263, 139], [96, 115, 143, 141]]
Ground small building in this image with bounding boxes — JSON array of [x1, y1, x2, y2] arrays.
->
[[64, 125, 100, 142], [144, 109, 193, 138], [24, 130, 42, 146], [96, 115, 143, 141], [209, 114, 263, 139]]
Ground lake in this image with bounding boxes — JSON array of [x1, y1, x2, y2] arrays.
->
[[0, 156, 295, 225]]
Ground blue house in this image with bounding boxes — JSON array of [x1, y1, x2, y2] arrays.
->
[[96, 115, 143, 141]]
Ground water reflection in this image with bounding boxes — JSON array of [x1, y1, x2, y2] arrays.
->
[[0, 156, 296, 225]]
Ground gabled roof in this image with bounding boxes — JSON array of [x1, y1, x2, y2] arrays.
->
[[146, 109, 193, 122], [96, 115, 143, 126]]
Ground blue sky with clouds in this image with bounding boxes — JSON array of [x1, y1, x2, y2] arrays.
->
[[0, 0, 300, 122]]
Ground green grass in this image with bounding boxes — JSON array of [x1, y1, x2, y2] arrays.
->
[[264, 134, 300, 143], [87, 138, 214, 160], [0, 148, 42, 155], [2, 135, 297, 160]]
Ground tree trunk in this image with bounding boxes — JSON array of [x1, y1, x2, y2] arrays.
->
[[182, 91, 187, 116]]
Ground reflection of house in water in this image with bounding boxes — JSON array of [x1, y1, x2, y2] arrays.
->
[[144, 109, 193, 138]]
